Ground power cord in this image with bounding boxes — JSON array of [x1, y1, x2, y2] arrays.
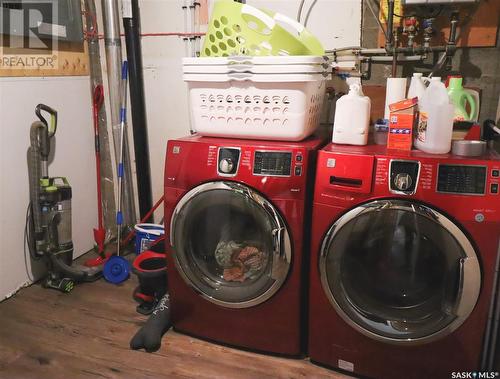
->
[[24, 202, 42, 282], [24, 202, 42, 261]]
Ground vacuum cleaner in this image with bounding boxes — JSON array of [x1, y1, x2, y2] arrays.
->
[[26, 104, 102, 292]]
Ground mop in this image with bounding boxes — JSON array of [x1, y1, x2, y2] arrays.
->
[[103, 61, 132, 284]]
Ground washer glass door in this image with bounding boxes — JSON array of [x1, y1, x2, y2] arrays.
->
[[171, 181, 292, 308], [320, 199, 480, 345]]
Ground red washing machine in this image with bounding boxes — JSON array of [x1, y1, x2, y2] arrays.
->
[[308, 143, 500, 378], [164, 135, 324, 356]]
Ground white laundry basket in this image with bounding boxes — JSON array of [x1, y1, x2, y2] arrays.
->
[[184, 71, 327, 141], [183, 64, 327, 74], [183, 56, 329, 66]]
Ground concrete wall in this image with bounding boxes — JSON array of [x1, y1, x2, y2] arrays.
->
[[0, 76, 97, 299], [362, 4, 500, 122]]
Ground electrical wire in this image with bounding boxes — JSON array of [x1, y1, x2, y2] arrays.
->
[[303, 0, 318, 27], [84, 32, 205, 41], [24, 203, 35, 281], [297, 0, 306, 22], [414, 5, 443, 19], [392, 6, 443, 19]]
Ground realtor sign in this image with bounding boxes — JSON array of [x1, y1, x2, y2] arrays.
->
[[0, 1, 59, 70]]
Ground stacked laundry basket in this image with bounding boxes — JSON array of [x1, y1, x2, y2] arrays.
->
[[181, 0, 329, 141], [183, 55, 329, 141]]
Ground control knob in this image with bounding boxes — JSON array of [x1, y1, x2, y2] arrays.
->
[[394, 173, 413, 191], [219, 158, 234, 174]]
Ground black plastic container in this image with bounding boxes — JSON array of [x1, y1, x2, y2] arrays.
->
[[132, 237, 167, 314]]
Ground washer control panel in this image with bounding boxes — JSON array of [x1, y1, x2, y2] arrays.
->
[[253, 151, 292, 177], [217, 148, 240, 176], [437, 164, 487, 195], [389, 160, 420, 195]]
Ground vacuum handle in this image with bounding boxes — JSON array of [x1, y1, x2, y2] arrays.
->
[[35, 104, 58, 137]]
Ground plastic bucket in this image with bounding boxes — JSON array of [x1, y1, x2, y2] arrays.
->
[[134, 223, 165, 255], [132, 250, 167, 314]]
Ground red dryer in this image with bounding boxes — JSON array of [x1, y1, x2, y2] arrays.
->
[[309, 143, 500, 378], [164, 135, 324, 355]]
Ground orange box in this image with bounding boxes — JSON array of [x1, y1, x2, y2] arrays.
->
[[387, 97, 418, 150]]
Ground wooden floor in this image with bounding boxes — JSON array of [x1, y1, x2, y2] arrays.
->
[[0, 276, 350, 379]]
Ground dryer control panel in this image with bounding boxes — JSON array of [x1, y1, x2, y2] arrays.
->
[[315, 143, 500, 223], [253, 151, 293, 177]]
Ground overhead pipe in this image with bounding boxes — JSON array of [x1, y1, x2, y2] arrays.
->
[[444, 11, 459, 71], [392, 34, 398, 77], [101, 0, 137, 230], [385, 0, 395, 51], [327, 46, 448, 56], [182, 0, 189, 56], [190, 0, 197, 57], [193, 0, 201, 56], [123, 0, 153, 221], [370, 55, 425, 62]]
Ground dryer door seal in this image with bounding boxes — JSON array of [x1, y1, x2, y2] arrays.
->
[[171, 181, 292, 309], [319, 199, 481, 345]]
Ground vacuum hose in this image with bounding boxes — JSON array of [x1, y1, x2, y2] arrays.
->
[[28, 121, 46, 245]]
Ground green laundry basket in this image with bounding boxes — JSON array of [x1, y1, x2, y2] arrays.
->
[[202, 0, 324, 57]]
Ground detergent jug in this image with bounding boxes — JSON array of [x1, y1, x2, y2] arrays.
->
[[447, 76, 477, 122], [407, 73, 426, 105], [332, 82, 371, 145], [415, 78, 454, 154]]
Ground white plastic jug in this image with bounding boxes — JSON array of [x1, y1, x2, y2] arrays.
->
[[407, 73, 426, 105], [415, 78, 455, 154], [384, 77, 407, 120], [332, 83, 371, 145]]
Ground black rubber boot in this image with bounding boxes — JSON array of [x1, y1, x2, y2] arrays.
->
[[130, 293, 171, 353]]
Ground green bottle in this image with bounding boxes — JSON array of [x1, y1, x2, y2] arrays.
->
[[447, 76, 477, 122]]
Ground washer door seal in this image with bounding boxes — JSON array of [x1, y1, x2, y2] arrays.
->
[[319, 199, 480, 345], [171, 181, 292, 309]]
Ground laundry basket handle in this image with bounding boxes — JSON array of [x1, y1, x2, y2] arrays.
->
[[241, 4, 276, 31], [274, 13, 305, 34], [273, 12, 324, 55]]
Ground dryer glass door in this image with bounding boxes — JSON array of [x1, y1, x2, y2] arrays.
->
[[320, 199, 480, 345], [170, 181, 292, 309]]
